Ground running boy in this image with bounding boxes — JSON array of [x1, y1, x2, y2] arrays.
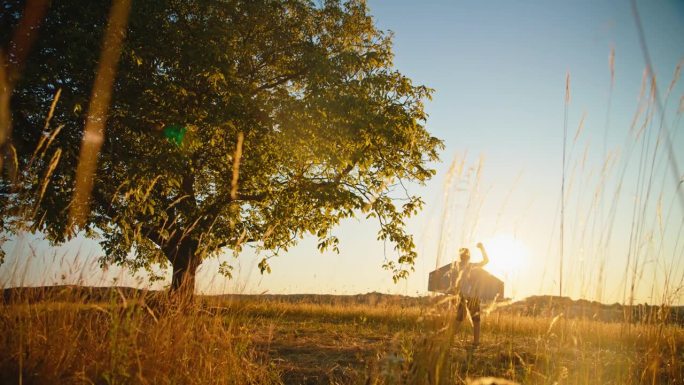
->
[[454, 242, 489, 346]]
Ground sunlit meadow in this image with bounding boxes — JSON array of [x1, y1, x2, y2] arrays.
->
[[1, 1, 683, 384]]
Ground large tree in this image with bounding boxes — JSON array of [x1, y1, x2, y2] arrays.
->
[[1, 0, 442, 292]]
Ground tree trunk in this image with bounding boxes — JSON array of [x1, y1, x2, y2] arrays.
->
[[171, 258, 196, 294], [168, 241, 199, 297]]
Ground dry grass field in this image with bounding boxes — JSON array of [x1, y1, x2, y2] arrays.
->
[[2, 2, 682, 385], [1, 287, 682, 385]]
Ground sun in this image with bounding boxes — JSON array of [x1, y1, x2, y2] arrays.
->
[[480, 234, 530, 279]]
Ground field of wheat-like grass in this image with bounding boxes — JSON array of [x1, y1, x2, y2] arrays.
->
[[2, 288, 682, 385]]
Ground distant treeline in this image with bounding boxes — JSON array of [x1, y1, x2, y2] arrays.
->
[[500, 295, 684, 326], [1, 285, 428, 307], [3, 286, 682, 325]]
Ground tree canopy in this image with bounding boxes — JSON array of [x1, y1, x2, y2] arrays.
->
[[1, 0, 442, 291]]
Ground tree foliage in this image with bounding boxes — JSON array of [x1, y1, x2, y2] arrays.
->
[[1, 0, 442, 290]]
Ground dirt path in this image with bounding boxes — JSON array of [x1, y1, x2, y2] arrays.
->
[[251, 318, 393, 384]]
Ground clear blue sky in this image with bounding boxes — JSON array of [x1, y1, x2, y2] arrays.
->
[[2, 0, 683, 305]]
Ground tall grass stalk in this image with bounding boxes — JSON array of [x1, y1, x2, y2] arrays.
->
[[0, 286, 280, 385]]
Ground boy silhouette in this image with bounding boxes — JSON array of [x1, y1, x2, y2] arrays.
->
[[453, 242, 489, 346]]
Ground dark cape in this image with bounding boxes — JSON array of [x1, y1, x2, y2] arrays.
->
[[428, 262, 504, 301]]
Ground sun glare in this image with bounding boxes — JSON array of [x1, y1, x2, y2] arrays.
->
[[481, 234, 530, 279]]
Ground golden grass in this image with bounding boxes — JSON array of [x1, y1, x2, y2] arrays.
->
[[0, 290, 280, 385], [367, 303, 684, 385], [6, 289, 681, 384]]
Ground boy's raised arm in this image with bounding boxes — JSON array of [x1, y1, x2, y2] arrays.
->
[[474, 242, 489, 267]]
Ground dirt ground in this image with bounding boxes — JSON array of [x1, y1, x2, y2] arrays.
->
[[250, 317, 392, 384]]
